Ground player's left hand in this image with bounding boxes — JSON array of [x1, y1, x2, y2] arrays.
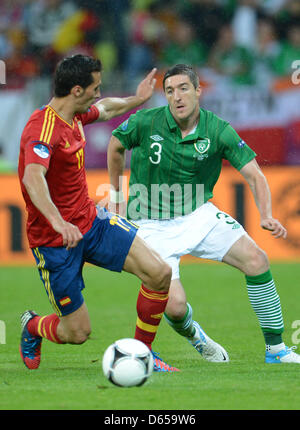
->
[[136, 68, 157, 102], [260, 218, 287, 239]]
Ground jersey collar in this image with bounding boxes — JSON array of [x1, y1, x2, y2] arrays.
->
[[165, 106, 207, 141], [46, 105, 74, 129]]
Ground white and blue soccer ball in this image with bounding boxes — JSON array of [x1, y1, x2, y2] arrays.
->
[[102, 338, 153, 387]]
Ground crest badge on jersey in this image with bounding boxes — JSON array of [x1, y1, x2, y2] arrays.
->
[[194, 138, 210, 155]]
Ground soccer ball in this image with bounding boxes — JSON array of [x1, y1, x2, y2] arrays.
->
[[102, 338, 153, 387]]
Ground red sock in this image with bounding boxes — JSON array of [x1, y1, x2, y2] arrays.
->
[[27, 314, 63, 344], [135, 284, 169, 350]]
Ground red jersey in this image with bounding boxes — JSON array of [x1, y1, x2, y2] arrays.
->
[[18, 104, 100, 248]]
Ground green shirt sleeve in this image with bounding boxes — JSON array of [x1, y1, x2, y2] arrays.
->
[[111, 111, 141, 150], [219, 124, 256, 170]]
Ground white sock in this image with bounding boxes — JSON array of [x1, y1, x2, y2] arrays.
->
[[266, 342, 285, 353]]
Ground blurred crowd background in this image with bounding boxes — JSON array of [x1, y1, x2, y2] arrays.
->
[[0, 0, 300, 169], [1, 0, 300, 88]]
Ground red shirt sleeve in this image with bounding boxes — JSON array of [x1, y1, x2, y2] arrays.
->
[[77, 104, 100, 125], [24, 140, 52, 169], [22, 111, 55, 170]]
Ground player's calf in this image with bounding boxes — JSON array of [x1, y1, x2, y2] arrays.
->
[[165, 280, 187, 320]]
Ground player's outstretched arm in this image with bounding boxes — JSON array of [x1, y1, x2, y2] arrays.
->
[[22, 163, 83, 249], [107, 135, 126, 215], [95, 68, 157, 121], [240, 159, 287, 239]]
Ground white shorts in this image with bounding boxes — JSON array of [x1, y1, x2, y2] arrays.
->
[[136, 202, 246, 280]]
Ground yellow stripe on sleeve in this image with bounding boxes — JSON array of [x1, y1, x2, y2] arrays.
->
[[39, 108, 50, 142], [45, 110, 55, 144], [39, 108, 55, 144], [43, 110, 54, 144]]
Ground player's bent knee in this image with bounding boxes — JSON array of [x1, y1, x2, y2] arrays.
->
[[151, 261, 172, 292], [124, 235, 171, 290], [67, 328, 91, 345], [59, 319, 91, 344], [246, 247, 269, 276], [58, 304, 91, 344], [256, 248, 269, 272], [166, 299, 187, 320]]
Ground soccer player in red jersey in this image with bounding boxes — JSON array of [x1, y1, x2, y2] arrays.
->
[[18, 54, 178, 372]]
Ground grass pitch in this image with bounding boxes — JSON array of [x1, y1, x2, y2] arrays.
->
[[1, 262, 300, 411]]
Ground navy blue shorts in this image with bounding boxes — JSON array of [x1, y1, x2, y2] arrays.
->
[[32, 208, 138, 316]]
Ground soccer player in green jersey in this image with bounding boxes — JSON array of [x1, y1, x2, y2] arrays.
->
[[107, 64, 300, 364]]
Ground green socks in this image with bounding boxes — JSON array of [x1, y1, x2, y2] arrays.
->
[[164, 270, 284, 349], [164, 303, 195, 338], [246, 269, 284, 345]]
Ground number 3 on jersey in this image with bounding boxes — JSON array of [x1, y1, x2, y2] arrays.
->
[[149, 142, 162, 164], [76, 148, 84, 169]]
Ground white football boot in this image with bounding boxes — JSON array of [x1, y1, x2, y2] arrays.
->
[[265, 346, 300, 363], [187, 321, 229, 362]]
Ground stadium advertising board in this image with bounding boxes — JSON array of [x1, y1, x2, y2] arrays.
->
[[0, 167, 299, 265]]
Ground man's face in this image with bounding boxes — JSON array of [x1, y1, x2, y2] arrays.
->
[[74, 71, 101, 113], [164, 74, 201, 124]]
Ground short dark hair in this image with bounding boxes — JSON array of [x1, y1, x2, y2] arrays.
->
[[54, 54, 102, 97], [163, 64, 199, 90]]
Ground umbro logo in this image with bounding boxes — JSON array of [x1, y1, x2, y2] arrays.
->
[[150, 135, 164, 141]]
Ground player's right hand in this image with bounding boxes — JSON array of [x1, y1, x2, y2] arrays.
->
[[52, 219, 83, 250], [136, 68, 157, 102]]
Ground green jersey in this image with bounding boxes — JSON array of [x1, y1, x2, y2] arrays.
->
[[112, 106, 256, 220]]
